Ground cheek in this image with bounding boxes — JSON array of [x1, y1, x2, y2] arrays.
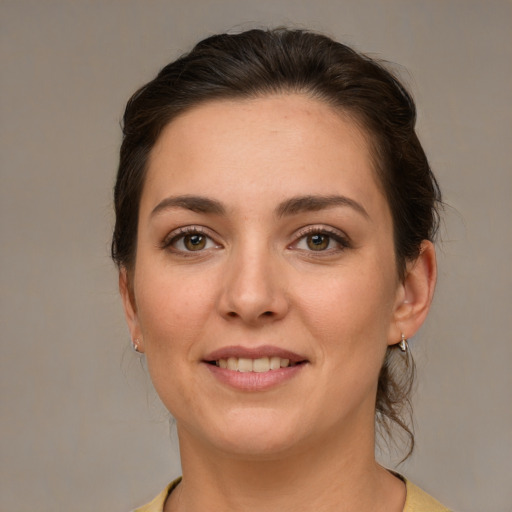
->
[[133, 269, 217, 412], [294, 261, 397, 352], [295, 267, 397, 410], [134, 266, 217, 352]]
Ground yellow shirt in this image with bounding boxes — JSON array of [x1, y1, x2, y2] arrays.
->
[[134, 477, 452, 512]]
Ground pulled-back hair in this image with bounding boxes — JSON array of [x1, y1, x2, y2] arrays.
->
[[112, 28, 441, 459]]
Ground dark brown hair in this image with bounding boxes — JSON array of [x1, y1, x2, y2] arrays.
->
[[112, 28, 441, 458]]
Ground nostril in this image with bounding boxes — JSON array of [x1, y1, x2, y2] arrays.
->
[[262, 311, 273, 316]]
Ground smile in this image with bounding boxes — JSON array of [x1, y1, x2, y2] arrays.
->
[[212, 357, 296, 372], [203, 345, 308, 390]]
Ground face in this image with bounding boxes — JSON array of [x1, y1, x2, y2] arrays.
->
[[122, 94, 409, 459]]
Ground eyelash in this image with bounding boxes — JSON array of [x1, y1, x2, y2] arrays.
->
[[291, 226, 351, 253], [161, 226, 220, 254], [161, 225, 351, 254]]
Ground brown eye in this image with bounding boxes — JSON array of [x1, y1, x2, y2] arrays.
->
[[294, 228, 350, 253], [306, 234, 330, 251], [165, 228, 219, 254], [184, 234, 207, 251]]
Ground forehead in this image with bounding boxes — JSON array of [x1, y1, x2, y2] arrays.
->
[[143, 94, 387, 217], [151, 94, 371, 161]]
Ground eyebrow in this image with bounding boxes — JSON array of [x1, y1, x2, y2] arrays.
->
[[151, 195, 225, 217], [150, 194, 369, 219], [276, 195, 369, 219]]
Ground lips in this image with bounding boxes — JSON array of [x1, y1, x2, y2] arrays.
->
[[203, 345, 308, 390]]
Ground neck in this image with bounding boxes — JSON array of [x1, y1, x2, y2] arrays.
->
[[165, 423, 405, 512]]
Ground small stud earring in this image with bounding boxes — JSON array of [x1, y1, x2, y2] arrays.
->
[[398, 333, 408, 352], [132, 338, 140, 352]]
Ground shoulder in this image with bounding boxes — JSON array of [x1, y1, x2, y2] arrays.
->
[[133, 478, 182, 512], [404, 478, 452, 512]]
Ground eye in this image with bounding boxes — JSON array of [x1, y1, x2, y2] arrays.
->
[[163, 227, 219, 253], [293, 227, 350, 252], [304, 233, 330, 251], [179, 233, 209, 251]]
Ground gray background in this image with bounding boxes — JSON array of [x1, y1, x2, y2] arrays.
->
[[1, 1, 511, 511]]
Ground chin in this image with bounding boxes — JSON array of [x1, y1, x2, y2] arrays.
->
[[184, 407, 307, 459]]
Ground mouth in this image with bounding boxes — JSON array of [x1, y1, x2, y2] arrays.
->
[[203, 345, 308, 374], [206, 356, 302, 373], [203, 346, 308, 391]]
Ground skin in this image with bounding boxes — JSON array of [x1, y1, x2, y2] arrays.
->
[[120, 94, 437, 512]]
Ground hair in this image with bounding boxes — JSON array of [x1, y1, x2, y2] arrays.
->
[[112, 27, 441, 459]]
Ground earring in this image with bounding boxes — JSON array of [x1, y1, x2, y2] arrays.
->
[[398, 333, 408, 352], [132, 338, 140, 352]]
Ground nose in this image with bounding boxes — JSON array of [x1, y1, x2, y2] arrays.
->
[[218, 243, 289, 325]]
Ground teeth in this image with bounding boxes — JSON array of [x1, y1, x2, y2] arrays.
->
[[216, 357, 294, 372], [253, 357, 270, 373], [269, 356, 281, 370], [237, 358, 253, 373]]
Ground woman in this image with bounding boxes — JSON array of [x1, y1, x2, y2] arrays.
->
[[112, 28, 450, 512]]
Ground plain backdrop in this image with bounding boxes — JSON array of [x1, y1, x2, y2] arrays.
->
[[1, 1, 511, 511]]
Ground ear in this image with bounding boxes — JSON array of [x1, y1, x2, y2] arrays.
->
[[119, 267, 145, 353], [388, 240, 437, 345]]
